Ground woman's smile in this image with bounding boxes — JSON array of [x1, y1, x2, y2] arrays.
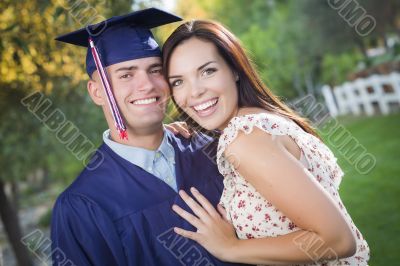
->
[[191, 97, 219, 117]]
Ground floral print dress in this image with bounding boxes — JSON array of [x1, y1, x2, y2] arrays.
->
[[217, 113, 369, 266]]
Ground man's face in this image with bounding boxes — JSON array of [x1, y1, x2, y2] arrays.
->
[[93, 56, 169, 132]]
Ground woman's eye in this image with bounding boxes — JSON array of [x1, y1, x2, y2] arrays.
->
[[171, 79, 183, 87], [202, 68, 217, 77]]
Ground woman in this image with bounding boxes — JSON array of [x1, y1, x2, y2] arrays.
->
[[162, 20, 369, 265]]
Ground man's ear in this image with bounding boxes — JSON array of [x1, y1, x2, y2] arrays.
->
[[87, 74, 105, 106]]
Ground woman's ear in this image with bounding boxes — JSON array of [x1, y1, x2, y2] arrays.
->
[[87, 77, 105, 106], [234, 71, 239, 82]]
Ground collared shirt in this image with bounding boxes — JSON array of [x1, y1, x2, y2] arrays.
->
[[103, 129, 177, 191]]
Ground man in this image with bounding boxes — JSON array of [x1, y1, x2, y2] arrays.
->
[[51, 8, 246, 266]]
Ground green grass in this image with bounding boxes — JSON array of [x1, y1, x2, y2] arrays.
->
[[320, 113, 400, 266]]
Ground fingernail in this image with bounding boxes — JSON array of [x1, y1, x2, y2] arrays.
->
[[191, 187, 198, 193]]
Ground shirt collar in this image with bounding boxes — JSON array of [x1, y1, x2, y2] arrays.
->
[[157, 131, 176, 164], [103, 128, 175, 170]]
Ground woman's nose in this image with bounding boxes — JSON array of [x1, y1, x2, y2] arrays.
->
[[190, 82, 206, 98]]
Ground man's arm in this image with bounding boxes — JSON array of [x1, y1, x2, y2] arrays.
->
[[51, 192, 127, 266]]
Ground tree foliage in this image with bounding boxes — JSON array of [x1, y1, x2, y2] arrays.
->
[[174, 0, 400, 98]]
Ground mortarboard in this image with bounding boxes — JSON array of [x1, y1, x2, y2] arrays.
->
[[55, 8, 182, 140]]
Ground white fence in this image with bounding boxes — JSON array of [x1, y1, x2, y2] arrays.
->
[[322, 72, 400, 117]]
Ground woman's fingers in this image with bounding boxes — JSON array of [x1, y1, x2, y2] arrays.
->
[[165, 122, 191, 138], [164, 124, 178, 134], [177, 121, 190, 133], [172, 204, 203, 229], [190, 187, 220, 218], [178, 190, 210, 220], [217, 204, 230, 222], [173, 227, 199, 242], [175, 123, 191, 138]]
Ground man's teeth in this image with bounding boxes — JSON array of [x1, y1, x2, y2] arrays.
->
[[133, 97, 157, 105], [193, 98, 218, 111]]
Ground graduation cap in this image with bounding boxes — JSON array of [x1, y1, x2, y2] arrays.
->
[[56, 8, 182, 140]]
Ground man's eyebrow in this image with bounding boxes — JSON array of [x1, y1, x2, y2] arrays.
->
[[168, 61, 216, 79], [114, 65, 138, 73], [149, 63, 162, 69]]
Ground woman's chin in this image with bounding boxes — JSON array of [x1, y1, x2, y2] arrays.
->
[[195, 120, 219, 131]]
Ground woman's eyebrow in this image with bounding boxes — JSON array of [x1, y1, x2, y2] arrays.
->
[[197, 61, 216, 71], [168, 61, 217, 79], [168, 74, 181, 79]]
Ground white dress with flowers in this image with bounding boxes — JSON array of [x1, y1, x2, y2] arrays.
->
[[217, 113, 369, 266]]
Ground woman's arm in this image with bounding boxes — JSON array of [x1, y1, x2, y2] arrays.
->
[[223, 128, 356, 264], [173, 127, 356, 265]]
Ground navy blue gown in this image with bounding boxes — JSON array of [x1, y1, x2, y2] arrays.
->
[[51, 132, 248, 266]]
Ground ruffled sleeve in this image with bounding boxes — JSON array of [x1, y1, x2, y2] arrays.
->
[[217, 113, 344, 202], [51, 193, 127, 266]]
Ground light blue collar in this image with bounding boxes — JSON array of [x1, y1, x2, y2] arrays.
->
[[103, 128, 175, 171]]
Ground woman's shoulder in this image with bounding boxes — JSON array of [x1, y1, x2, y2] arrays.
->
[[235, 107, 293, 126], [236, 107, 268, 116], [222, 108, 295, 140], [218, 108, 293, 158]]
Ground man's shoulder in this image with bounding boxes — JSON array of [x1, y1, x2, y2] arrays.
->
[[58, 143, 122, 197], [168, 130, 220, 178]]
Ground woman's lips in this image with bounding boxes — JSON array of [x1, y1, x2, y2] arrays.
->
[[192, 98, 219, 117]]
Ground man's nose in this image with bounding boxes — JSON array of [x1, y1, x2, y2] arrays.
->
[[136, 71, 153, 92]]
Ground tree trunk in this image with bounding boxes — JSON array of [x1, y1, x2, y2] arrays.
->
[[11, 181, 19, 213], [41, 167, 50, 190], [0, 180, 33, 266]]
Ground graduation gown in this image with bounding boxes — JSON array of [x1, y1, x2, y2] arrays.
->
[[51, 132, 248, 266]]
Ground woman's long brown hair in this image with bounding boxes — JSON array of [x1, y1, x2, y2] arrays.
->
[[163, 20, 319, 138]]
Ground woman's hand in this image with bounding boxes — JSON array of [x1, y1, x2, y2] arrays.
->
[[165, 121, 191, 138], [172, 187, 239, 262]]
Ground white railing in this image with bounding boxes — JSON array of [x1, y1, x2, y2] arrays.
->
[[322, 72, 400, 117]]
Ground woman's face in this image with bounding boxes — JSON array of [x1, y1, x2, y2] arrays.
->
[[167, 37, 239, 131]]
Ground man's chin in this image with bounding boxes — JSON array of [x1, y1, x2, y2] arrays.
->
[[127, 117, 165, 131]]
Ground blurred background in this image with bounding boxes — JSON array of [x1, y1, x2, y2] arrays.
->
[[0, 0, 399, 265]]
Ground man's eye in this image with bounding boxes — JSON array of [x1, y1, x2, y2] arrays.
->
[[120, 73, 132, 79], [202, 68, 217, 76], [150, 68, 162, 74], [171, 80, 183, 87]]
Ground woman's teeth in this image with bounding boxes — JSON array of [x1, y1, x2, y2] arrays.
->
[[133, 97, 157, 105], [193, 98, 218, 111]]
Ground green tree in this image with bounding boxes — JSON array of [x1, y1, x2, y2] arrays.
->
[[175, 0, 399, 99], [0, 0, 140, 264], [174, 0, 307, 98]]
